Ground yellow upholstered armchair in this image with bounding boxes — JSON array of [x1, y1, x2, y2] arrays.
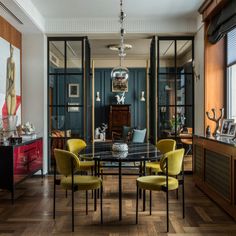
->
[[136, 148, 185, 232], [146, 139, 176, 174], [53, 149, 103, 232]]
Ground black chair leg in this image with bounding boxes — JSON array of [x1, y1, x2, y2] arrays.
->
[[72, 187, 74, 232], [176, 176, 178, 200], [136, 185, 139, 224], [182, 183, 185, 218], [166, 190, 169, 232], [149, 190, 152, 215], [65, 189, 68, 198], [143, 189, 146, 211], [94, 190, 97, 211], [53, 182, 56, 219], [100, 185, 103, 224], [91, 168, 94, 199], [86, 190, 88, 215]]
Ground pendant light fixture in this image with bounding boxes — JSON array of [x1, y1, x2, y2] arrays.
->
[[111, 0, 129, 81]]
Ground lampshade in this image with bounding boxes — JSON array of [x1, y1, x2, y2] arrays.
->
[[111, 66, 129, 80]]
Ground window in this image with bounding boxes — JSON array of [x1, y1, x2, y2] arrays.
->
[[227, 28, 236, 121]]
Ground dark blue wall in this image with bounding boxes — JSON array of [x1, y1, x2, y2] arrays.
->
[[94, 68, 146, 130]]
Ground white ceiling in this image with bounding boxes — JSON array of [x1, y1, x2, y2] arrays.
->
[[30, 0, 203, 20], [1, 0, 202, 60]]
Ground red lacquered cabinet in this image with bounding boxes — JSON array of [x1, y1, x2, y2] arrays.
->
[[0, 138, 43, 203]]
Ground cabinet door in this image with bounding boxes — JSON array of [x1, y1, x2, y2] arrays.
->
[[14, 139, 43, 183], [29, 139, 43, 173]]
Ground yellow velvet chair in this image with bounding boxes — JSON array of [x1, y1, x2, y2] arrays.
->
[[136, 148, 185, 232], [53, 149, 103, 232], [146, 139, 176, 174], [67, 139, 95, 173]]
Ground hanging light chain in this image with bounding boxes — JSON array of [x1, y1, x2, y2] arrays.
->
[[119, 0, 126, 62], [110, 0, 129, 81]]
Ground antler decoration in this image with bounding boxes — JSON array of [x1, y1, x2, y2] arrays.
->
[[206, 108, 224, 136]]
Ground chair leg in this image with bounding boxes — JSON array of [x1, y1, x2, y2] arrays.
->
[[91, 168, 94, 199], [166, 190, 169, 232], [143, 190, 146, 211], [94, 190, 97, 211], [86, 190, 88, 215], [72, 187, 74, 232], [149, 190, 152, 215], [65, 189, 68, 198], [176, 175, 178, 200], [182, 183, 185, 218], [136, 185, 139, 224], [100, 185, 103, 224], [53, 181, 56, 219]]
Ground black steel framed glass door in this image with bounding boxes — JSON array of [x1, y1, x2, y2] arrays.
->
[[47, 37, 91, 171]]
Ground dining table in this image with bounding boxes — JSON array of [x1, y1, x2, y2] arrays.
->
[[80, 142, 162, 220]]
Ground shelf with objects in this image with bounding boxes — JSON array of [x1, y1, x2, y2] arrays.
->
[[150, 36, 194, 172], [47, 37, 91, 172]]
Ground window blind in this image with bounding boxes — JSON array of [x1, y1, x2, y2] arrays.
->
[[227, 27, 236, 66]]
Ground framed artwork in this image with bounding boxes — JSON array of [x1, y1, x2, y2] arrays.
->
[[220, 119, 234, 135], [0, 37, 21, 125], [68, 103, 80, 112], [68, 83, 79, 97], [112, 78, 128, 92], [228, 123, 236, 137]]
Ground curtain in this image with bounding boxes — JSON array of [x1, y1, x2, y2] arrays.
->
[[207, 0, 236, 44]]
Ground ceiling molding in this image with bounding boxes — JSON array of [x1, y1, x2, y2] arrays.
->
[[45, 17, 198, 35]]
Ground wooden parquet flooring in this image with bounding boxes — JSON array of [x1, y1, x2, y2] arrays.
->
[[0, 175, 235, 235]]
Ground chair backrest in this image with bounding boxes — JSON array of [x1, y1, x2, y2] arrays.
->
[[160, 148, 185, 176], [132, 128, 146, 143], [54, 149, 80, 176], [156, 139, 176, 154], [67, 139, 87, 157], [122, 126, 131, 140]]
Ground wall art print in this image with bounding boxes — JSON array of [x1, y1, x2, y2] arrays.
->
[[0, 37, 21, 124]]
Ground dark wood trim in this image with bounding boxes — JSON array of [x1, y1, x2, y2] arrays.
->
[[199, 0, 229, 22]]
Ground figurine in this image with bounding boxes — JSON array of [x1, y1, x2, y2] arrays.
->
[[206, 108, 224, 137], [115, 92, 125, 104], [206, 125, 211, 136]]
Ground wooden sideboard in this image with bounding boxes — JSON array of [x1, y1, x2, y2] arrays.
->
[[193, 135, 236, 219], [0, 137, 43, 203], [108, 104, 131, 138]]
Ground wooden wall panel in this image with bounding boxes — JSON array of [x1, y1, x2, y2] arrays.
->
[[0, 16, 21, 49], [204, 23, 225, 132]]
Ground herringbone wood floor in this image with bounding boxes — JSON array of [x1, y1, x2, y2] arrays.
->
[[0, 174, 235, 235]]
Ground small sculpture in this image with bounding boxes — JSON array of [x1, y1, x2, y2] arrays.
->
[[95, 123, 108, 141], [206, 108, 224, 136], [115, 92, 125, 104]]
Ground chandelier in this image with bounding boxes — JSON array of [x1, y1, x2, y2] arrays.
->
[[111, 0, 130, 80]]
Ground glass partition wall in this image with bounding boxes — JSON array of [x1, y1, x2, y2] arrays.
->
[[150, 36, 194, 172], [157, 37, 194, 139], [48, 37, 91, 171]]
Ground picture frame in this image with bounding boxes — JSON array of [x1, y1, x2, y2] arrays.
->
[[68, 103, 80, 112], [68, 83, 79, 97], [220, 119, 234, 135], [112, 78, 128, 92], [228, 123, 236, 137]]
